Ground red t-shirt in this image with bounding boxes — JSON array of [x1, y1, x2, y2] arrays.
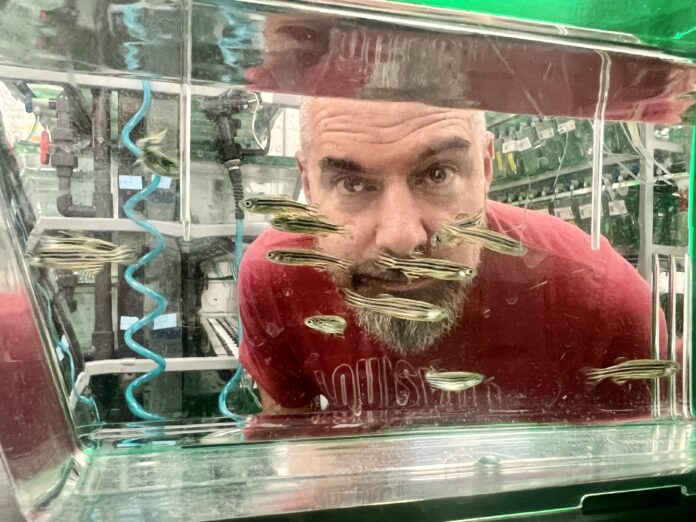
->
[[239, 201, 658, 425]]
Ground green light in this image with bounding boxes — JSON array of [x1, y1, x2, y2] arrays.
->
[[690, 125, 696, 418]]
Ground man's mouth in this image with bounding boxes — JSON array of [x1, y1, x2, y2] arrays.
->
[[352, 271, 434, 294]]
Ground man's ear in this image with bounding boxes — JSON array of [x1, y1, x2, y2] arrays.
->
[[482, 130, 494, 194], [296, 151, 311, 203]]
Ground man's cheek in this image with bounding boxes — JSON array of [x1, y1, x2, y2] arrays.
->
[[316, 234, 351, 259], [317, 226, 364, 262]]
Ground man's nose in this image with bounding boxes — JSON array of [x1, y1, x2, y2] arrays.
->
[[373, 185, 428, 256]]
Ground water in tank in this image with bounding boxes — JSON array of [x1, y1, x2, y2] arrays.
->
[[0, 0, 694, 519]]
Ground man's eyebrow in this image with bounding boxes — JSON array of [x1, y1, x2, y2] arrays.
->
[[318, 156, 369, 174], [418, 137, 471, 160]]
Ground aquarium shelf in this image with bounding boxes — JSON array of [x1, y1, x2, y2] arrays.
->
[[69, 356, 238, 411], [490, 153, 640, 192], [27, 216, 269, 249], [654, 139, 686, 154], [653, 245, 690, 257], [84, 356, 237, 377], [0, 64, 302, 107], [509, 171, 688, 206]]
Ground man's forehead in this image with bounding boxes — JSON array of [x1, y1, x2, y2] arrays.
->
[[303, 97, 480, 127], [300, 98, 486, 157]]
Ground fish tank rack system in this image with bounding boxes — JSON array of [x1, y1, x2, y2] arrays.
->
[[0, 0, 696, 520]]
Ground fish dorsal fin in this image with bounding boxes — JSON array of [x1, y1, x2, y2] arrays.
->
[[410, 252, 425, 259], [377, 293, 392, 298], [614, 356, 629, 365]]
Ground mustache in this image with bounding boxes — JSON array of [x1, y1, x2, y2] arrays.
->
[[351, 262, 406, 282], [350, 250, 439, 281]]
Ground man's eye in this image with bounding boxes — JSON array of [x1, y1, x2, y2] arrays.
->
[[416, 166, 455, 188], [429, 167, 451, 184], [338, 177, 368, 193]]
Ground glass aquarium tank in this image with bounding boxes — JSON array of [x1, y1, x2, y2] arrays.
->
[[0, 0, 695, 520]]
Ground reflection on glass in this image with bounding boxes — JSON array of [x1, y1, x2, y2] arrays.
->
[[0, 0, 692, 448]]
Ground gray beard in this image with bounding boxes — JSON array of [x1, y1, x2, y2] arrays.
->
[[352, 282, 467, 355]]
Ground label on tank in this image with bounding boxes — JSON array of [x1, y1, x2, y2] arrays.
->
[[538, 128, 555, 140], [502, 140, 517, 153], [554, 206, 574, 221], [516, 137, 532, 151], [119, 175, 143, 190], [557, 121, 576, 134], [579, 203, 601, 219], [609, 200, 629, 216]]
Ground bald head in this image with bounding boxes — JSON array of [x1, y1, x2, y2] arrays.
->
[[299, 97, 487, 153]]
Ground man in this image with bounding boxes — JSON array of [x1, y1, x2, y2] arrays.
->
[[239, 97, 657, 427]]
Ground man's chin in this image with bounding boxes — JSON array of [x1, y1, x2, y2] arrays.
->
[[346, 277, 469, 355]]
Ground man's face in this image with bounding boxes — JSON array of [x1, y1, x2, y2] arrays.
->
[[296, 98, 494, 352]]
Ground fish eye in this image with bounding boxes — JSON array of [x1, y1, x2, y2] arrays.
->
[[243, 200, 252, 208]]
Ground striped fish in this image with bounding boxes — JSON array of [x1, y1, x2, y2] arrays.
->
[[28, 233, 136, 274], [266, 248, 352, 273], [583, 359, 680, 385], [376, 253, 476, 281], [270, 213, 346, 235], [432, 224, 527, 257], [341, 288, 448, 322], [304, 315, 347, 336], [425, 369, 485, 392], [240, 195, 319, 216], [135, 130, 179, 178], [453, 210, 484, 228]]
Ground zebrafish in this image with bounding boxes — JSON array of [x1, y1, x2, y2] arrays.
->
[[432, 224, 527, 257], [270, 213, 346, 235], [240, 195, 319, 216], [583, 359, 680, 385], [135, 129, 179, 178], [425, 369, 485, 392], [375, 253, 476, 281], [28, 232, 136, 274], [304, 315, 347, 336], [341, 288, 448, 322], [266, 248, 352, 273], [453, 210, 484, 228]]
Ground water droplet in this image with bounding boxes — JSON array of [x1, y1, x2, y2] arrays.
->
[[505, 296, 518, 305], [264, 357, 272, 366], [283, 288, 293, 297], [477, 455, 500, 467], [482, 308, 492, 318], [265, 322, 282, 337], [304, 353, 319, 364], [522, 250, 546, 268]]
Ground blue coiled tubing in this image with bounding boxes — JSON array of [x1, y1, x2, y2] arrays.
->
[[120, 79, 168, 422]]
